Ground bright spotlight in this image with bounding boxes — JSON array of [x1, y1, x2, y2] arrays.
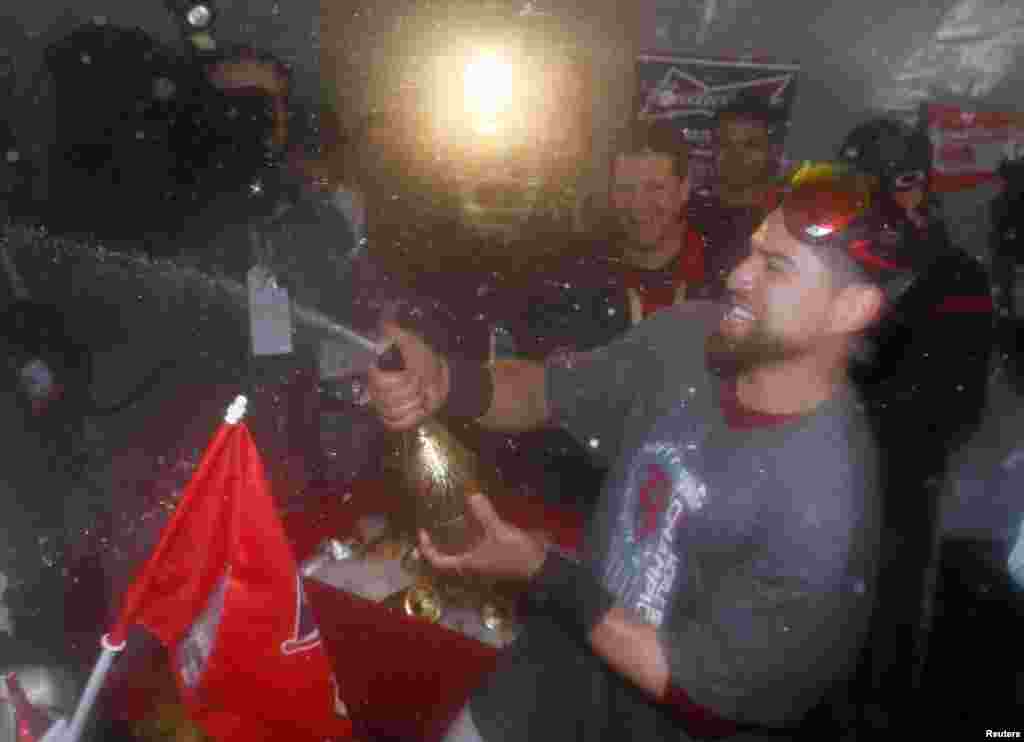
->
[[463, 52, 515, 135]]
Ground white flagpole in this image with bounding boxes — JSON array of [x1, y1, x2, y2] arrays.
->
[[54, 395, 248, 741], [224, 394, 247, 425], [59, 633, 126, 742], [39, 719, 68, 742]]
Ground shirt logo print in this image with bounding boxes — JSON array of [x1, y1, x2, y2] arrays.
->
[[637, 463, 671, 540]]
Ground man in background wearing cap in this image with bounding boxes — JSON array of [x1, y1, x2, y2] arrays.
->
[[838, 118, 994, 456], [368, 166, 921, 740], [836, 118, 995, 724]]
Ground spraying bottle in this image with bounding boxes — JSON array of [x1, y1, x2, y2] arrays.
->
[[377, 346, 485, 556]]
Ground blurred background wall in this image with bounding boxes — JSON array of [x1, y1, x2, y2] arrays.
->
[[1, 0, 1021, 255]]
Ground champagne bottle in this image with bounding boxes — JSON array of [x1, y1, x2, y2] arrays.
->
[[379, 346, 485, 556]]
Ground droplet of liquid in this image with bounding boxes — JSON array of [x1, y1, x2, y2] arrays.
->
[[481, 602, 506, 632]]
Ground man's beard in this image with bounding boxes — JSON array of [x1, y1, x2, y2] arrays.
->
[[705, 323, 802, 377]]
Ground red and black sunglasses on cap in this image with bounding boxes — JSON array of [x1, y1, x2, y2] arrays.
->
[[780, 162, 922, 300]]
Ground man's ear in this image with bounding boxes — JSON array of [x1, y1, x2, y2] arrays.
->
[[831, 283, 885, 335]]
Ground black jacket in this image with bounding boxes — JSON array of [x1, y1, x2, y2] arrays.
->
[[991, 165, 1024, 391], [852, 223, 994, 466]]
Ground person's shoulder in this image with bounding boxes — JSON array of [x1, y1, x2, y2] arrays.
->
[[774, 387, 877, 466], [827, 391, 879, 479], [914, 242, 992, 308], [766, 391, 880, 522], [617, 300, 724, 362], [535, 232, 615, 269], [937, 244, 990, 283], [504, 233, 619, 292], [647, 299, 724, 331]]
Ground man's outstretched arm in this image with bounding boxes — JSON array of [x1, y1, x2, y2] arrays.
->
[[477, 358, 549, 432], [368, 320, 551, 433]]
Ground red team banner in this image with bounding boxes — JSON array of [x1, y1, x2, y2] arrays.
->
[[634, 53, 800, 194], [925, 103, 1024, 192], [108, 408, 352, 741]]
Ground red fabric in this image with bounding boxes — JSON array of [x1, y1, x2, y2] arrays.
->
[[933, 294, 995, 314], [109, 418, 352, 741], [718, 380, 804, 430], [101, 477, 583, 741], [285, 480, 585, 741], [664, 682, 740, 739], [622, 226, 706, 317], [306, 581, 500, 742]]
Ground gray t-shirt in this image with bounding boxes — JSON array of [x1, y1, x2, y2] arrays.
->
[[471, 301, 881, 740]]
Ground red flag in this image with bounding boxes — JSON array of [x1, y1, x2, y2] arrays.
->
[[108, 403, 352, 741]]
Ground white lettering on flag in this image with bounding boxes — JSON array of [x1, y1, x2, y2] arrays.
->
[[177, 571, 229, 689], [281, 574, 322, 655]]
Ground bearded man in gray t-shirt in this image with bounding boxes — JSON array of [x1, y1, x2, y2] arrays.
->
[[368, 165, 924, 740]]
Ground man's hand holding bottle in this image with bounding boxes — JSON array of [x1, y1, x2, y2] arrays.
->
[[367, 320, 450, 430], [367, 320, 549, 579]]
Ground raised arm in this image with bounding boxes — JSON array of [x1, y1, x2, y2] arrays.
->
[[479, 358, 549, 431], [368, 320, 551, 433]]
